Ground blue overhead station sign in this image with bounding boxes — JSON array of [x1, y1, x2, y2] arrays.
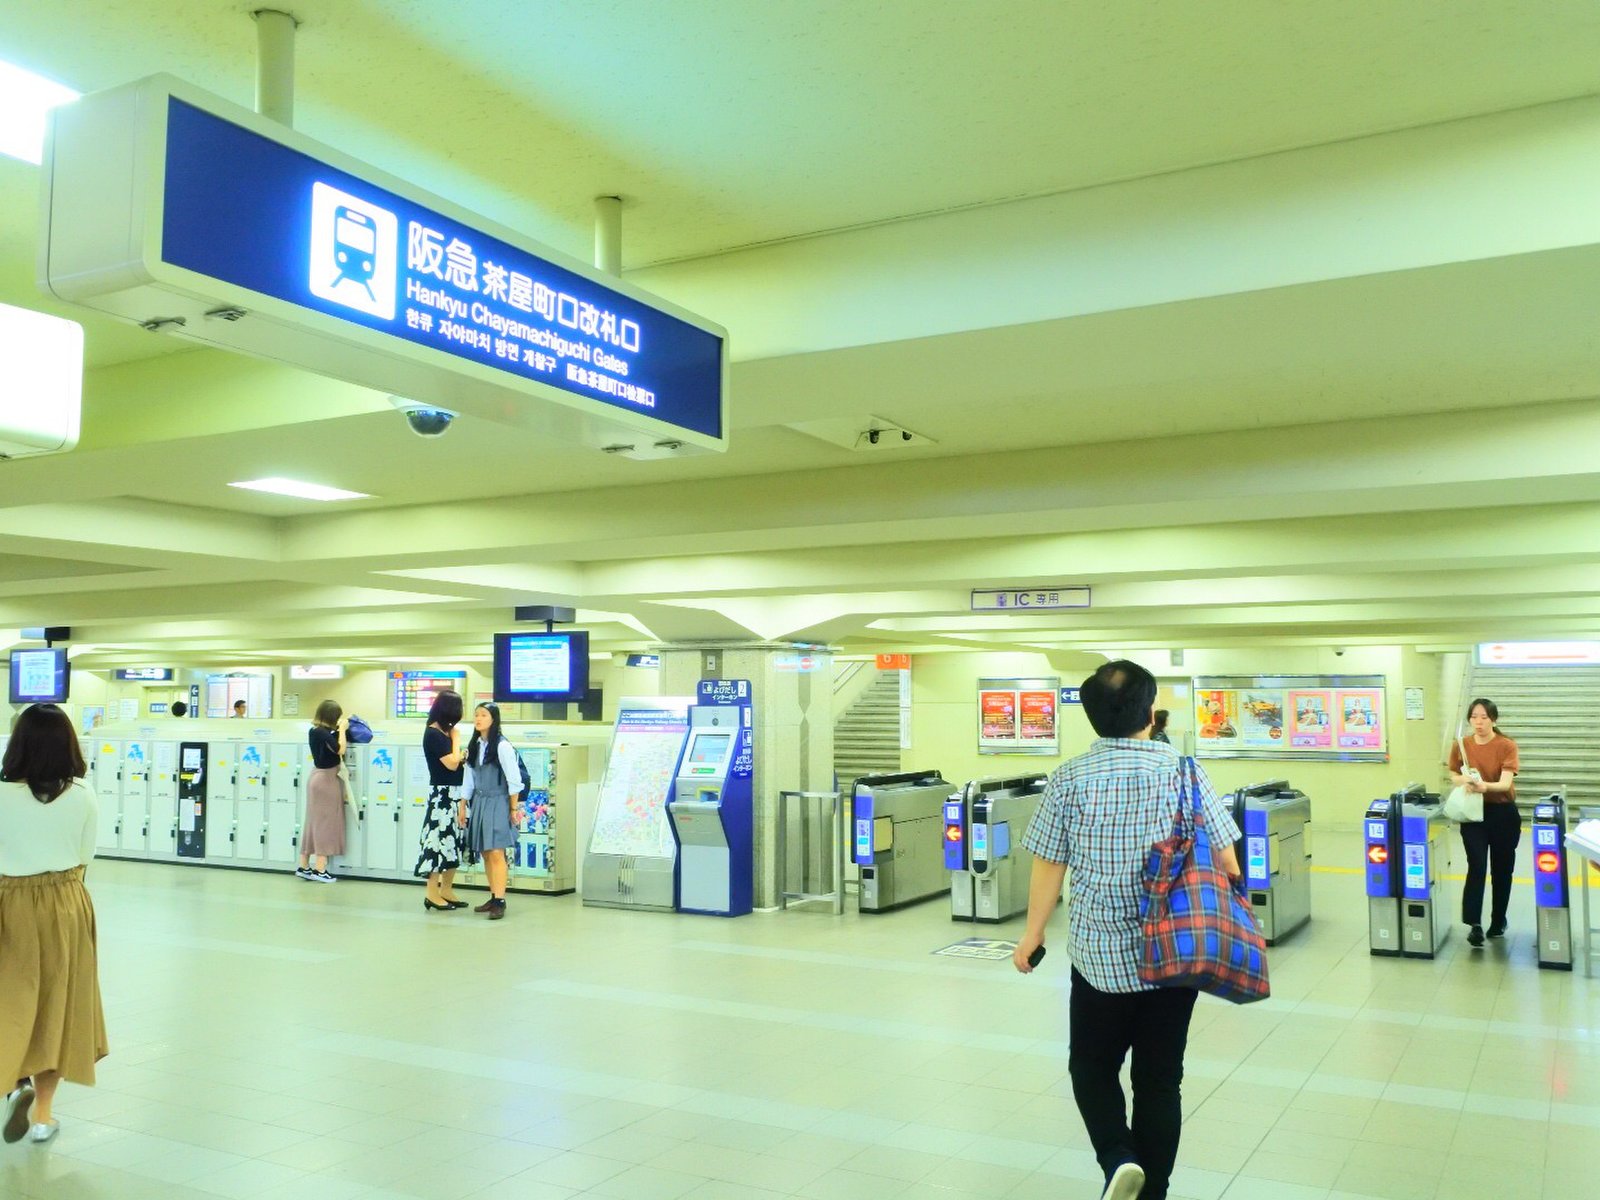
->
[[41, 76, 729, 458]]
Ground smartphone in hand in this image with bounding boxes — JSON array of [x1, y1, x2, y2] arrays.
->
[[1028, 944, 1047, 969]]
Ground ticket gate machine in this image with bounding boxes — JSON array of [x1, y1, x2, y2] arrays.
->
[[1532, 793, 1573, 971], [946, 775, 1045, 923], [666, 689, 754, 917], [1365, 789, 1408, 956], [1399, 790, 1451, 959], [853, 770, 953, 912], [1230, 780, 1312, 944]]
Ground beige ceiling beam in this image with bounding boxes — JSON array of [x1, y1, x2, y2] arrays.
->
[[634, 96, 1600, 361]]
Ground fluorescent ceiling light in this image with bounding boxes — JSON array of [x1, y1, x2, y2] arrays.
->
[[229, 477, 372, 502], [0, 59, 79, 165]]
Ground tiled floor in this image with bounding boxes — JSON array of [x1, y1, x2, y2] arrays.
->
[[3, 832, 1596, 1200]]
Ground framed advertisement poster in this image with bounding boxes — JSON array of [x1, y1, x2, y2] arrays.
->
[[978, 677, 1059, 756], [1193, 675, 1387, 762]]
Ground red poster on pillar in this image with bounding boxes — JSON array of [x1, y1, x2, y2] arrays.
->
[[1019, 691, 1057, 741]]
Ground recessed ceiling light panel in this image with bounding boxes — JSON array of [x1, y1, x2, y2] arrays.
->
[[0, 59, 78, 165], [229, 477, 371, 502]]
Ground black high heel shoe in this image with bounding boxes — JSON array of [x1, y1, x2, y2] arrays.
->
[[443, 899, 468, 909], [423, 898, 453, 912]]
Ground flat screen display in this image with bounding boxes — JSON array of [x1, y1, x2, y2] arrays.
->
[[493, 631, 590, 703], [10, 648, 70, 704], [687, 734, 731, 765]]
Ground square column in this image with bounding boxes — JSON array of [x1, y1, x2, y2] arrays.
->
[[658, 644, 834, 909]]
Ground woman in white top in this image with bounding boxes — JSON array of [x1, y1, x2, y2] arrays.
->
[[461, 702, 523, 920], [0, 704, 107, 1145]]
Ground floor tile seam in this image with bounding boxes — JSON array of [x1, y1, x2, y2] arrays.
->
[[516, 978, 1042, 1056], [306, 1031, 1112, 1183]]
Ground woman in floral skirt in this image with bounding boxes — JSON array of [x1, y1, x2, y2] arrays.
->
[[414, 690, 467, 911]]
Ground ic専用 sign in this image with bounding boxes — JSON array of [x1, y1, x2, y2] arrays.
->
[[971, 587, 1090, 612]]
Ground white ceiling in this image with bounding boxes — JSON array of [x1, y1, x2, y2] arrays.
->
[[3, 2, 1600, 665]]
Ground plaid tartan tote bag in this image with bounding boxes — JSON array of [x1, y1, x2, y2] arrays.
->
[[1138, 756, 1270, 1004]]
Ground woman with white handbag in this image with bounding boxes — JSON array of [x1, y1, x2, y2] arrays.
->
[[1446, 698, 1521, 948]]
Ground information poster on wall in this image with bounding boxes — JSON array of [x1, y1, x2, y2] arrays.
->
[[389, 670, 468, 719], [1193, 675, 1387, 762], [978, 677, 1060, 756]]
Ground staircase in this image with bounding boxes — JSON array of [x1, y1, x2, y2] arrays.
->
[[1458, 664, 1600, 815], [833, 671, 903, 786]]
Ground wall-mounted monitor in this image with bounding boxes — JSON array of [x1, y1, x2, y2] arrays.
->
[[10, 648, 70, 704], [493, 631, 590, 703]]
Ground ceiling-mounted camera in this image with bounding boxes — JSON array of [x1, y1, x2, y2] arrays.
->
[[388, 395, 457, 437]]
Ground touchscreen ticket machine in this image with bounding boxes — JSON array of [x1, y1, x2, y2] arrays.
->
[[667, 680, 754, 917], [946, 775, 1046, 923], [854, 770, 953, 912], [1230, 780, 1312, 944], [1532, 793, 1573, 971]]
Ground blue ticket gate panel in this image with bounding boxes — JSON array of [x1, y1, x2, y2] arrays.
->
[[946, 794, 972, 920], [1231, 780, 1312, 945], [1365, 796, 1402, 955], [946, 775, 1045, 923], [667, 683, 754, 917], [853, 770, 953, 912], [1533, 795, 1573, 971], [1400, 794, 1451, 959]]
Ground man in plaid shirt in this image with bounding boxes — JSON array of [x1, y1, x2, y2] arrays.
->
[[1014, 660, 1240, 1200]]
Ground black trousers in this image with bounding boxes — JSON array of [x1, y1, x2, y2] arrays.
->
[[1460, 803, 1522, 928], [1068, 967, 1198, 1200]]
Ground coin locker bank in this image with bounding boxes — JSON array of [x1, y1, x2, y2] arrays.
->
[[80, 719, 587, 892]]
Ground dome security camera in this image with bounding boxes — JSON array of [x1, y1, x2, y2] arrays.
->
[[388, 396, 457, 438]]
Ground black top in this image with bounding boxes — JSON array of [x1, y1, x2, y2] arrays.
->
[[308, 726, 342, 769], [423, 726, 463, 786]]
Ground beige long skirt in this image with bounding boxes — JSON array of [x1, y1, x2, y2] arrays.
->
[[0, 867, 108, 1086], [300, 767, 347, 856]]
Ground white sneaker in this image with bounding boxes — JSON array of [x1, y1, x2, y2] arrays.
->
[[1105, 1161, 1145, 1199], [310, 871, 337, 883], [28, 1120, 58, 1144], [3, 1085, 33, 1144]]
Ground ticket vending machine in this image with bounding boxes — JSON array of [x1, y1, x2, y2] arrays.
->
[[1365, 794, 1403, 956], [667, 680, 754, 917], [1532, 793, 1573, 971], [946, 775, 1046, 923], [149, 740, 179, 857], [234, 741, 268, 862], [1230, 780, 1313, 944], [1400, 790, 1452, 959], [118, 738, 152, 853], [206, 741, 239, 861], [265, 741, 304, 863]]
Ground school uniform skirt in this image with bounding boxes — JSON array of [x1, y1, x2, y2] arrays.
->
[[0, 867, 108, 1086], [300, 767, 347, 856]]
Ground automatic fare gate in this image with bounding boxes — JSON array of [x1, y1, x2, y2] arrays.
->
[[945, 774, 1046, 923], [1367, 783, 1452, 959], [1533, 792, 1574, 971]]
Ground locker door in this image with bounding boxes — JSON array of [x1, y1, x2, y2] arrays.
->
[[234, 743, 268, 861], [148, 741, 180, 857], [363, 746, 400, 871], [398, 746, 431, 876], [206, 742, 239, 860], [118, 740, 152, 852], [340, 745, 367, 869], [266, 742, 303, 863], [93, 740, 122, 850]]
